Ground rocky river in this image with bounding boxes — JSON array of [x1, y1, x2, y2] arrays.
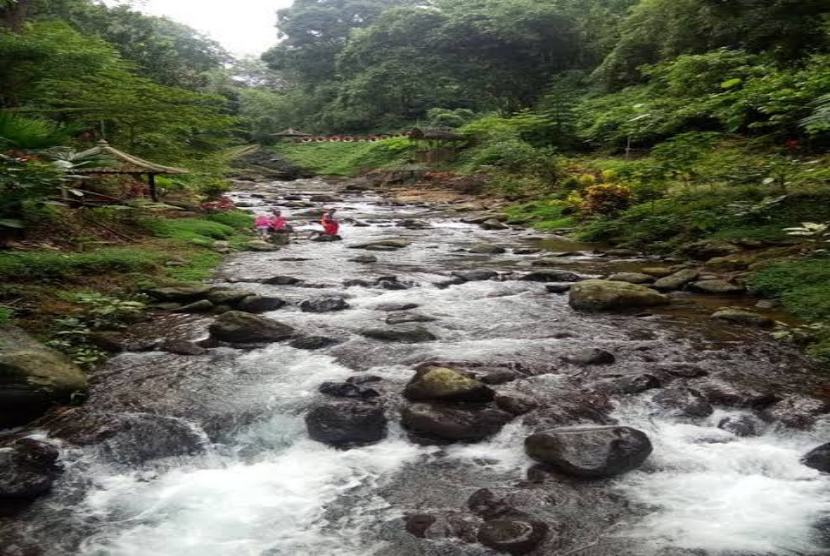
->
[[2, 178, 830, 556]]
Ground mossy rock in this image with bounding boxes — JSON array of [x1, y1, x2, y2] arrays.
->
[[569, 280, 669, 312], [404, 366, 495, 403], [0, 326, 88, 427]]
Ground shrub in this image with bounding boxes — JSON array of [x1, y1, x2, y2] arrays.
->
[[141, 218, 236, 244], [750, 256, 830, 321], [580, 184, 633, 216]]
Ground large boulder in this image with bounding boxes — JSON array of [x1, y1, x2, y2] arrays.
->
[[404, 366, 495, 403], [205, 288, 255, 307], [652, 387, 713, 418], [401, 403, 513, 443], [521, 270, 583, 283], [569, 280, 669, 312], [300, 297, 350, 313], [237, 295, 287, 313], [758, 396, 830, 429], [0, 326, 88, 427], [208, 311, 295, 344], [803, 443, 830, 473], [477, 517, 549, 555], [608, 272, 654, 285], [524, 426, 653, 478], [469, 243, 507, 255], [305, 402, 387, 448], [0, 438, 61, 500], [360, 326, 437, 343], [653, 269, 699, 292]]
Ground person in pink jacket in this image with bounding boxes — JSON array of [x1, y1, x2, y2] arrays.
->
[[254, 212, 272, 238]]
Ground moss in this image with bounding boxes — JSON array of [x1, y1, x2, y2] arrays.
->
[[0, 248, 164, 283]]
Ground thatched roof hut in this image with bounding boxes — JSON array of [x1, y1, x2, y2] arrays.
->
[[73, 140, 188, 201], [273, 128, 312, 141]]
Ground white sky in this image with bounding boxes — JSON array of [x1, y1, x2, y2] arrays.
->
[[125, 0, 294, 56]]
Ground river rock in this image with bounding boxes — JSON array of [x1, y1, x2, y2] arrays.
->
[[593, 374, 662, 395], [478, 369, 519, 385], [404, 366, 495, 403], [545, 284, 572, 294], [143, 285, 211, 302], [0, 438, 61, 500], [606, 248, 639, 257], [758, 396, 830, 429], [374, 302, 419, 312], [262, 275, 303, 286], [160, 340, 208, 356], [802, 443, 830, 473], [688, 280, 746, 295], [496, 394, 538, 416], [310, 194, 342, 203], [401, 403, 513, 443], [349, 254, 378, 263], [652, 387, 713, 418], [608, 272, 654, 285], [318, 381, 379, 399], [0, 325, 88, 427], [521, 270, 582, 283], [514, 248, 541, 255], [290, 336, 341, 350], [246, 240, 279, 252], [205, 289, 255, 306], [711, 308, 774, 327], [452, 270, 498, 282], [641, 267, 676, 278], [349, 239, 411, 250], [361, 326, 436, 343], [524, 426, 653, 478], [312, 235, 342, 242], [305, 402, 387, 448], [300, 297, 350, 313], [564, 348, 615, 365], [469, 243, 506, 255], [208, 311, 295, 344], [569, 280, 669, 312], [718, 415, 761, 437], [653, 269, 700, 291], [386, 312, 436, 325], [237, 295, 287, 313], [477, 517, 549, 555], [481, 218, 509, 230]]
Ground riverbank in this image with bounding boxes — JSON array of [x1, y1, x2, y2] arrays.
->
[[3, 176, 830, 555]]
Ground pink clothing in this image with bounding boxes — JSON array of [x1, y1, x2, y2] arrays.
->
[[271, 216, 288, 230], [255, 214, 271, 228]]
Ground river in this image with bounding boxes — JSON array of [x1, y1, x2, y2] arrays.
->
[[2, 178, 829, 556]]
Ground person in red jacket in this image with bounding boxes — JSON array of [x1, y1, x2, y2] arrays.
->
[[321, 208, 340, 236]]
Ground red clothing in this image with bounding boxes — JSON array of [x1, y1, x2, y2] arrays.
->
[[322, 213, 339, 236], [271, 216, 288, 231]]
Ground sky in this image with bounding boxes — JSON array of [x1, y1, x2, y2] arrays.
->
[[126, 0, 294, 56]]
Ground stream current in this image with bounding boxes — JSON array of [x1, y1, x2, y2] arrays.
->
[[3, 179, 830, 556]]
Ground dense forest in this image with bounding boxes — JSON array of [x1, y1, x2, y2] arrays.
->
[[1, 0, 830, 362]]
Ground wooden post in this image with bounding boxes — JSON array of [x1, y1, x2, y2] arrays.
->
[[148, 174, 158, 202]]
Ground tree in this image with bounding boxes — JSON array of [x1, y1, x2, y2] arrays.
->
[[0, 0, 30, 31]]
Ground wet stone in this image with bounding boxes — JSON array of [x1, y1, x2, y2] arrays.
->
[[521, 270, 583, 283], [405, 366, 495, 403], [652, 388, 714, 418], [236, 295, 287, 313], [208, 311, 295, 344], [608, 272, 654, 284], [525, 426, 653, 479], [318, 381, 380, 399], [469, 243, 507, 255], [564, 348, 615, 366], [545, 283, 572, 294], [290, 336, 342, 350], [305, 402, 388, 448], [262, 275, 303, 286], [802, 443, 830, 473], [349, 254, 378, 263], [174, 299, 214, 313], [401, 403, 513, 443], [718, 415, 761, 437], [374, 302, 419, 312], [451, 270, 498, 282], [299, 297, 350, 313], [361, 326, 437, 343], [160, 340, 208, 356], [0, 438, 61, 501], [496, 394, 538, 416], [758, 396, 830, 429], [386, 312, 436, 325], [477, 516, 550, 555]]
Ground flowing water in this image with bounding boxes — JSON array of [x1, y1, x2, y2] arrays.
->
[[3, 179, 830, 556]]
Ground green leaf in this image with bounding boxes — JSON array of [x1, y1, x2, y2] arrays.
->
[[720, 78, 743, 89]]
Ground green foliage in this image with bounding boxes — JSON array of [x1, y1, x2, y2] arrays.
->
[[140, 218, 237, 246], [164, 251, 223, 283], [580, 183, 633, 215], [46, 317, 108, 370], [0, 248, 163, 282], [71, 292, 146, 330], [427, 108, 477, 129], [275, 139, 415, 175], [750, 256, 830, 321], [0, 306, 13, 324], [206, 210, 254, 229], [0, 111, 78, 149], [0, 153, 65, 220]]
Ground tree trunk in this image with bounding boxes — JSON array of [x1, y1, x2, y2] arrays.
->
[[1, 0, 30, 31]]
